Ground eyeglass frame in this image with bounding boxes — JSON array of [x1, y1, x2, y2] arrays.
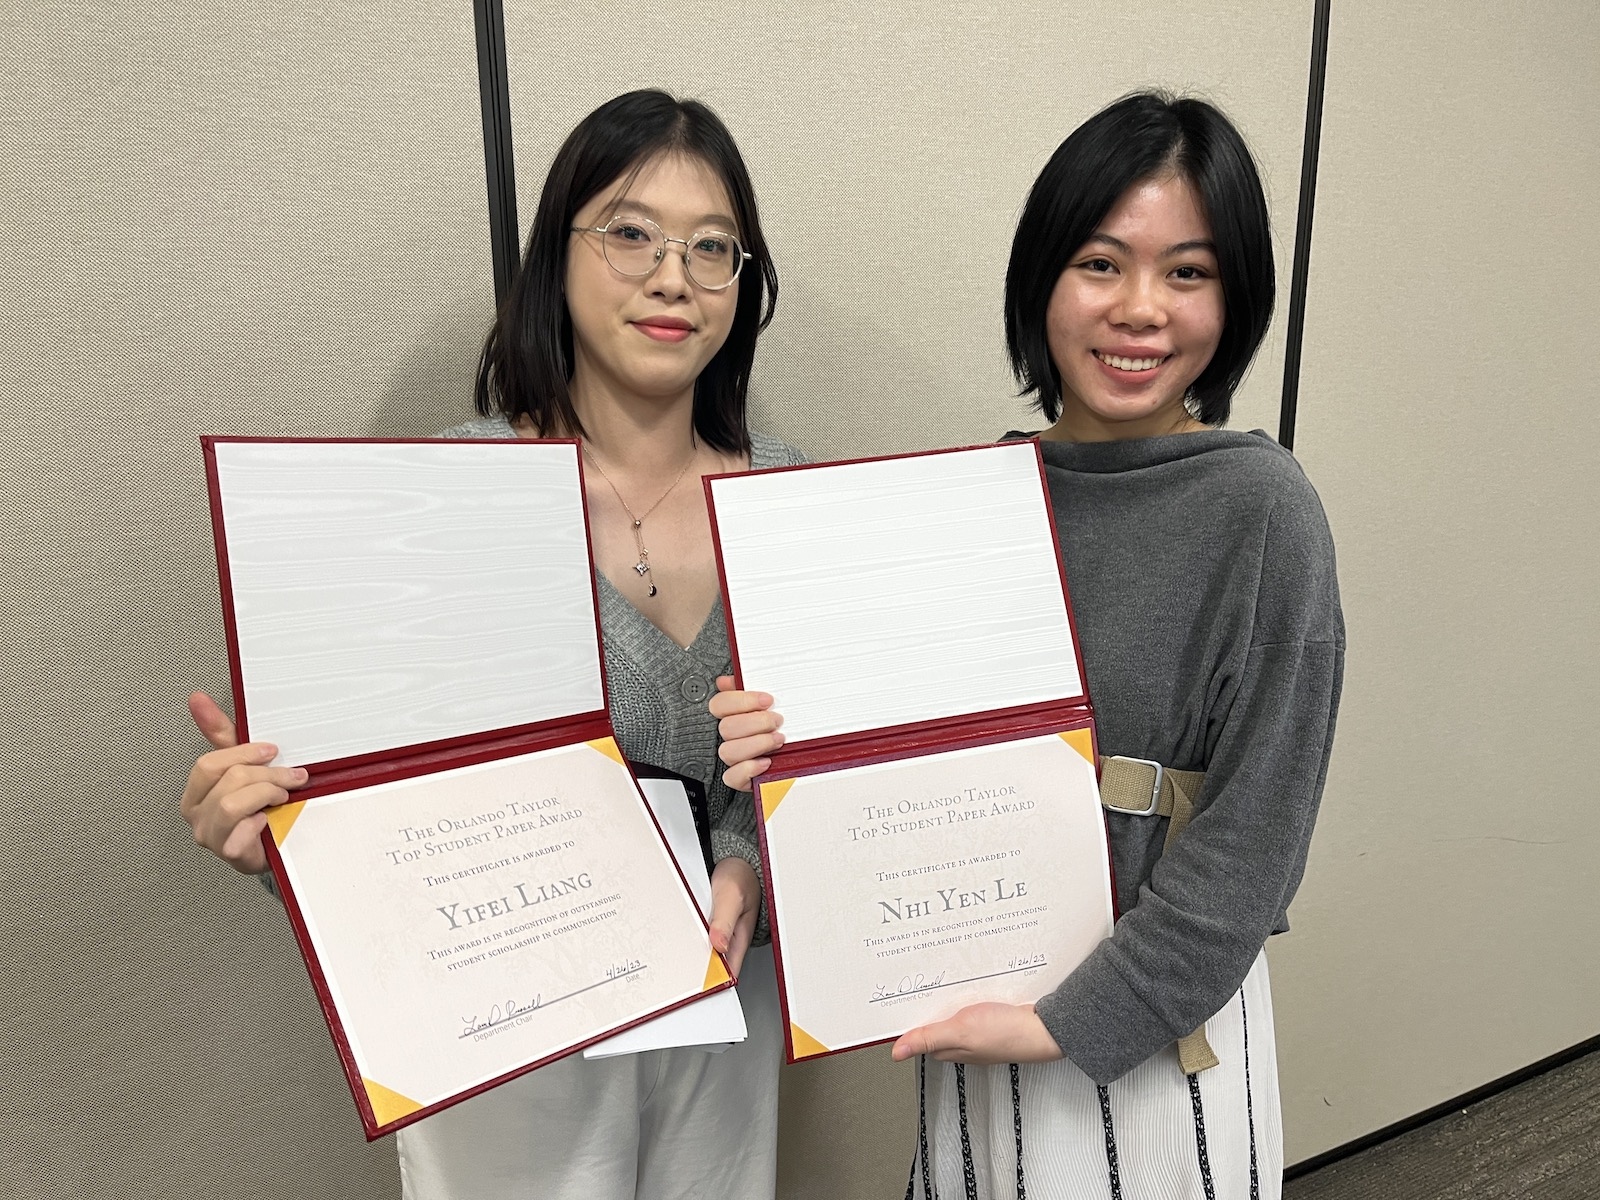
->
[[570, 215, 752, 291]]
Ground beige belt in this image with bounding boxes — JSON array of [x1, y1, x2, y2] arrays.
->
[[1098, 755, 1219, 1076]]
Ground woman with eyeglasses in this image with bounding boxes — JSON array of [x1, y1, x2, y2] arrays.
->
[[180, 89, 804, 1200], [714, 92, 1343, 1199]]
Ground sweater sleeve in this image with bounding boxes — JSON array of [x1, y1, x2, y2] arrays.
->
[[1035, 490, 1345, 1085]]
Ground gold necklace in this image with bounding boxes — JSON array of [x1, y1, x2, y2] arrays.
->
[[582, 444, 696, 598]]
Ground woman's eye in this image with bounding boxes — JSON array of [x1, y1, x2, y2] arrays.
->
[[1172, 265, 1210, 281], [612, 223, 652, 243], [1081, 257, 1115, 273], [694, 236, 730, 257]]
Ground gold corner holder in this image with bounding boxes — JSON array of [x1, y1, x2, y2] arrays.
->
[[1057, 727, 1096, 764], [788, 1023, 831, 1059], [264, 800, 307, 844], [362, 1077, 423, 1127], [759, 777, 797, 822]]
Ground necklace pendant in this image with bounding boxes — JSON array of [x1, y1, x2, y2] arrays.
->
[[633, 519, 642, 529], [634, 560, 651, 577], [648, 584, 658, 597]]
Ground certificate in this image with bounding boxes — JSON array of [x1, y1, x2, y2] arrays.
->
[[705, 442, 1113, 1060], [204, 438, 730, 1135], [757, 731, 1110, 1058], [268, 741, 725, 1127]]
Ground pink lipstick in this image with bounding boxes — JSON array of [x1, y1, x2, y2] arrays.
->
[[633, 317, 693, 343]]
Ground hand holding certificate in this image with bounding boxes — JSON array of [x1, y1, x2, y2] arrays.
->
[[204, 439, 731, 1136], [705, 442, 1113, 1062]]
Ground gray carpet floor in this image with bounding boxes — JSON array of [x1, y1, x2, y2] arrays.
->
[[1284, 1050, 1600, 1199]]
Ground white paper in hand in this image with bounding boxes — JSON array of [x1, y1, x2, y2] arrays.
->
[[584, 779, 748, 1057]]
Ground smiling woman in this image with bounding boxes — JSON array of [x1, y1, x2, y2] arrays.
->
[[178, 90, 806, 1200], [714, 92, 1342, 1200], [1006, 91, 1276, 438]]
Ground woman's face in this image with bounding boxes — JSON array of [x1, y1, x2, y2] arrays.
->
[[1044, 173, 1225, 441], [564, 153, 741, 412]]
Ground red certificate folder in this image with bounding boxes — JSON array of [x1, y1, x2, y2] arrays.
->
[[705, 441, 1112, 1062], [203, 437, 731, 1136]]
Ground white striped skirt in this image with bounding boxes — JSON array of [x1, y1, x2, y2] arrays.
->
[[907, 950, 1280, 1200]]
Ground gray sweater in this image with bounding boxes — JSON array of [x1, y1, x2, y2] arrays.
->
[[1025, 429, 1344, 1085], [440, 416, 807, 941]]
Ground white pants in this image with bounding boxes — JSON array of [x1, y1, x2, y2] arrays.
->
[[398, 944, 783, 1200], [912, 950, 1282, 1200]]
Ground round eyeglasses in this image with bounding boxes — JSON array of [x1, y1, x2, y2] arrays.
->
[[571, 216, 750, 291]]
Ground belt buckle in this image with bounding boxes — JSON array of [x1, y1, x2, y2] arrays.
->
[[1108, 755, 1164, 817]]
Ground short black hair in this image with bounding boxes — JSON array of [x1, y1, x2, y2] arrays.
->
[[1005, 91, 1275, 427], [475, 90, 776, 453]]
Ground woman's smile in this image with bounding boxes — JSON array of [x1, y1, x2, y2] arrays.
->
[[1091, 348, 1171, 374], [632, 315, 695, 343]]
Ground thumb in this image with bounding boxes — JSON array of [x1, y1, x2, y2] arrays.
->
[[706, 890, 736, 954], [188, 692, 239, 750], [892, 1021, 944, 1062]]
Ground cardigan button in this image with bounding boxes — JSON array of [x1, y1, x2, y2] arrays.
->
[[680, 675, 710, 703]]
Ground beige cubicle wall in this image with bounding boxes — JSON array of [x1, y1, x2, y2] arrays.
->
[[0, 3, 487, 1197], [3, 0, 1595, 1197], [1265, 0, 1600, 1163]]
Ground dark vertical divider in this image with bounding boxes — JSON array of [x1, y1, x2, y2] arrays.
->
[[474, 0, 520, 306], [1278, 0, 1332, 451]]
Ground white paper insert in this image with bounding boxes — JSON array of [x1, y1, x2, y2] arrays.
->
[[212, 440, 604, 765], [585, 779, 746, 1057], [709, 443, 1083, 743]]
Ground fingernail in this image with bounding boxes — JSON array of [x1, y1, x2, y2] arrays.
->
[[255, 744, 277, 760], [290, 768, 308, 783], [772, 733, 785, 746], [757, 693, 773, 706]]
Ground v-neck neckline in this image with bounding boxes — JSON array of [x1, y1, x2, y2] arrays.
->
[[595, 570, 727, 664]]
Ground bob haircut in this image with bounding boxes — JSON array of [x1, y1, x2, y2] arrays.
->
[[475, 90, 777, 454], [1005, 91, 1275, 427]]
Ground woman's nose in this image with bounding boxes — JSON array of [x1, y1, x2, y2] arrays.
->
[[647, 246, 693, 299], [1111, 274, 1166, 329]]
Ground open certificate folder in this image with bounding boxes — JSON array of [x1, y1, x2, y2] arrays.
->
[[203, 438, 732, 1138], [705, 441, 1115, 1062]]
